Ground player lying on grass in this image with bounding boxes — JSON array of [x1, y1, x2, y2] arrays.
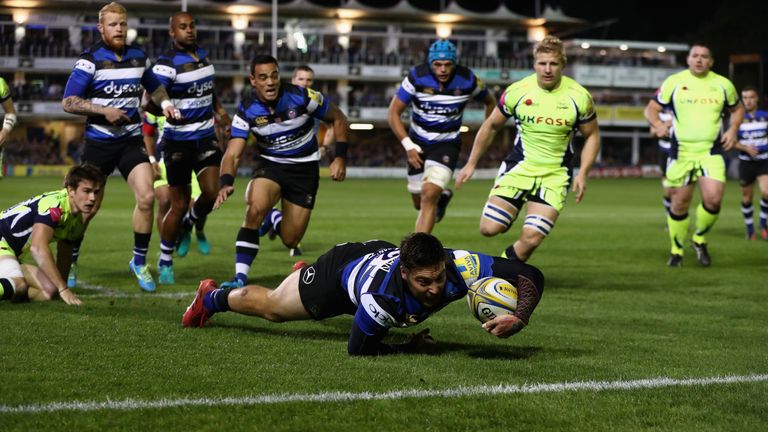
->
[[0, 165, 105, 305], [183, 232, 544, 356]]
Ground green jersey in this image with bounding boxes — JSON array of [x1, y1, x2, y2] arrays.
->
[[656, 69, 739, 158], [0, 189, 86, 257], [498, 74, 596, 168], [0, 77, 10, 103]]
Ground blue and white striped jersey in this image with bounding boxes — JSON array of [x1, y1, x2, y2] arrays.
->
[[396, 63, 488, 147], [151, 47, 216, 141], [341, 246, 494, 337], [63, 41, 161, 141], [230, 84, 329, 164], [738, 110, 768, 161]]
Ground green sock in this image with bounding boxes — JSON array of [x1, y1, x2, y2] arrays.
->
[[693, 203, 719, 244], [667, 212, 689, 255]]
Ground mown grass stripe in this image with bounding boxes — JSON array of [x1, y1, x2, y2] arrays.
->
[[3, 374, 766, 414]]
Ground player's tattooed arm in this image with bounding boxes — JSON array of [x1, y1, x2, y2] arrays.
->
[[62, 96, 130, 124]]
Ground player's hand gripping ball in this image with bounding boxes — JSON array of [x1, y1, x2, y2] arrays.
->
[[467, 277, 517, 323]]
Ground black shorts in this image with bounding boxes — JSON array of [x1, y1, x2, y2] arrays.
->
[[83, 135, 148, 180], [162, 135, 222, 187], [406, 141, 460, 175], [298, 240, 395, 320], [738, 159, 768, 186], [251, 158, 319, 209]]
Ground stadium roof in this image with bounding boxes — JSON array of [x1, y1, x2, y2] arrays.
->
[[0, 0, 589, 29]]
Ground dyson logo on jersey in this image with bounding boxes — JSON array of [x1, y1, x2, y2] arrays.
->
[[103, 81, 141, 97], [188, 81, 214, 97], [521, 115, 573, 127], [419, 102, 460, 115]]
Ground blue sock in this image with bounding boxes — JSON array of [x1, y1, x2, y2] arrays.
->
[[271, 209, 282, 237], [234, 227, 260, 282], [159, 239, 175, 267], [133, 232, 151, 266], [203, 288, 231, 314], [742, 201, 754, 237]]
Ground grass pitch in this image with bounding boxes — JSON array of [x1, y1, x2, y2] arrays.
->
[[1, 176, 766, 431]]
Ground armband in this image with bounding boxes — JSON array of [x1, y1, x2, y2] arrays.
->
[[219, 174, 235, 188], [3, 113, 17, 132], [401, 137, 422, 153], [148, 155, 157, 164], [334, 141, 348, 159]]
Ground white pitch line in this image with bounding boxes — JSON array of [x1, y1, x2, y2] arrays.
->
[[75, 280, 194, 299], [2, 374, 766, 414]]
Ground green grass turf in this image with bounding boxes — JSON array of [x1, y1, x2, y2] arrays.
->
[[1, 176, 767, 431]]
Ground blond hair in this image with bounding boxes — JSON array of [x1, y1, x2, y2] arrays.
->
[[533, 35, 566, 65], [99, 2, 127, 22]]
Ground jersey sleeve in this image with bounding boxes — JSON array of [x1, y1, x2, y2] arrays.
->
[[722, 77, 739, 108], [0, 77, 10, 102], [141, 61, 162, 94], [655, 75, 676, 107], [576, 90, 597, 124], [471, 76, 489, 101], [230, 104, 251, 140], [33, 194, 64, 228], [497, 84, 519, 119], [63, 55, 95, 98], [395, 74, 415, 104], [151, 57, 176, 89], [306, 88, 330, 119], [353, 292, 399, 336]]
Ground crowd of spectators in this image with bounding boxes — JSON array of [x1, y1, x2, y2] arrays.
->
[[1, 133, 69, 166]]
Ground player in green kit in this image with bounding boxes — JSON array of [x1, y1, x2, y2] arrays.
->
[[455, 35, 601, 262], [644, 42, 744, 267], [0, 76, 18, 179]]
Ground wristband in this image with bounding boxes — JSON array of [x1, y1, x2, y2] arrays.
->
[[160, 100, 174, 110], [219, 174, 235, 188], [58, 287, 68, 293], [148, 155, 157, 164], [401, 137, 422, 153], [334, 141, 348, 159], [3, 113, 17, 132]]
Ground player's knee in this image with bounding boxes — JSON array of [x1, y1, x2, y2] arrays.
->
[[521, 215, 555, 246], [480, 202, 516, 235], [244, 206, 266, 226], [136, 190, 155, 211], [423, 164, 452, 191]]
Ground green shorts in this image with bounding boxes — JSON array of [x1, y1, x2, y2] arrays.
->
[[490, 162, 569, 212], [663, 154, 725, 188], [153, 160, 202, 199]]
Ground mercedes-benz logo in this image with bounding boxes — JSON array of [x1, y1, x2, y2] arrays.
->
[[302, 266, 316, 284]]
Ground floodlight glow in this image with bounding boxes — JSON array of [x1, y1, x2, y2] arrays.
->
[[580, 42, 590, 49], [657, 46, 667, 53], [460, 125, 469, 133], [436, 24, 452, 39], [350, 123, 374, 130], [619, 44, 628, 51]]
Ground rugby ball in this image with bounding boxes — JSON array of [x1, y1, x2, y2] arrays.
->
[[467, 277, 517, 323]]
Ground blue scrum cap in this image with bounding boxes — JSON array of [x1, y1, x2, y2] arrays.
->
[[428, 40, 457, 64]]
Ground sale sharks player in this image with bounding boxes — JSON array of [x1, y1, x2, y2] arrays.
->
[[1, 165, 105, 305], [213, 55, 350, 289], [182, 232, 544, 356], [62, 2, 181, 292], [455, 35, 601, 263], [147, 11, 230, 285], [645, 42, 744, 266], [388, 39, 496, 234]]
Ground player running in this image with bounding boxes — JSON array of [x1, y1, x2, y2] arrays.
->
[[733, 86, 768, 240], [455, 35, 601, 263], [388, 39, 496, 234]]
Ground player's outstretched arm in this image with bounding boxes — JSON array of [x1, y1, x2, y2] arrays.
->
[[721, 102, 745, 151], [455, 107, 507, 189], [573, 119, 601, 203], [29, 224, 81, 305], [323, 104, 349, 182], [387, 96, 424, 169], [348, 322, 434, 356], [484, 257, 545, 338], [215, 137, 246, 208]]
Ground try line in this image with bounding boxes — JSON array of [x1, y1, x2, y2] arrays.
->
[[2, 373, 766, 414]]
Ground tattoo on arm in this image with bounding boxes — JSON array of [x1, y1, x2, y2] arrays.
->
[[62, 96, 104, 116], [150, 86, 170, 106]]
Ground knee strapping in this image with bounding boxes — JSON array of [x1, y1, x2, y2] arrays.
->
[[482, 203, 517, 230], [523, 215, 555, 236], [423, 162, 453, 190]]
